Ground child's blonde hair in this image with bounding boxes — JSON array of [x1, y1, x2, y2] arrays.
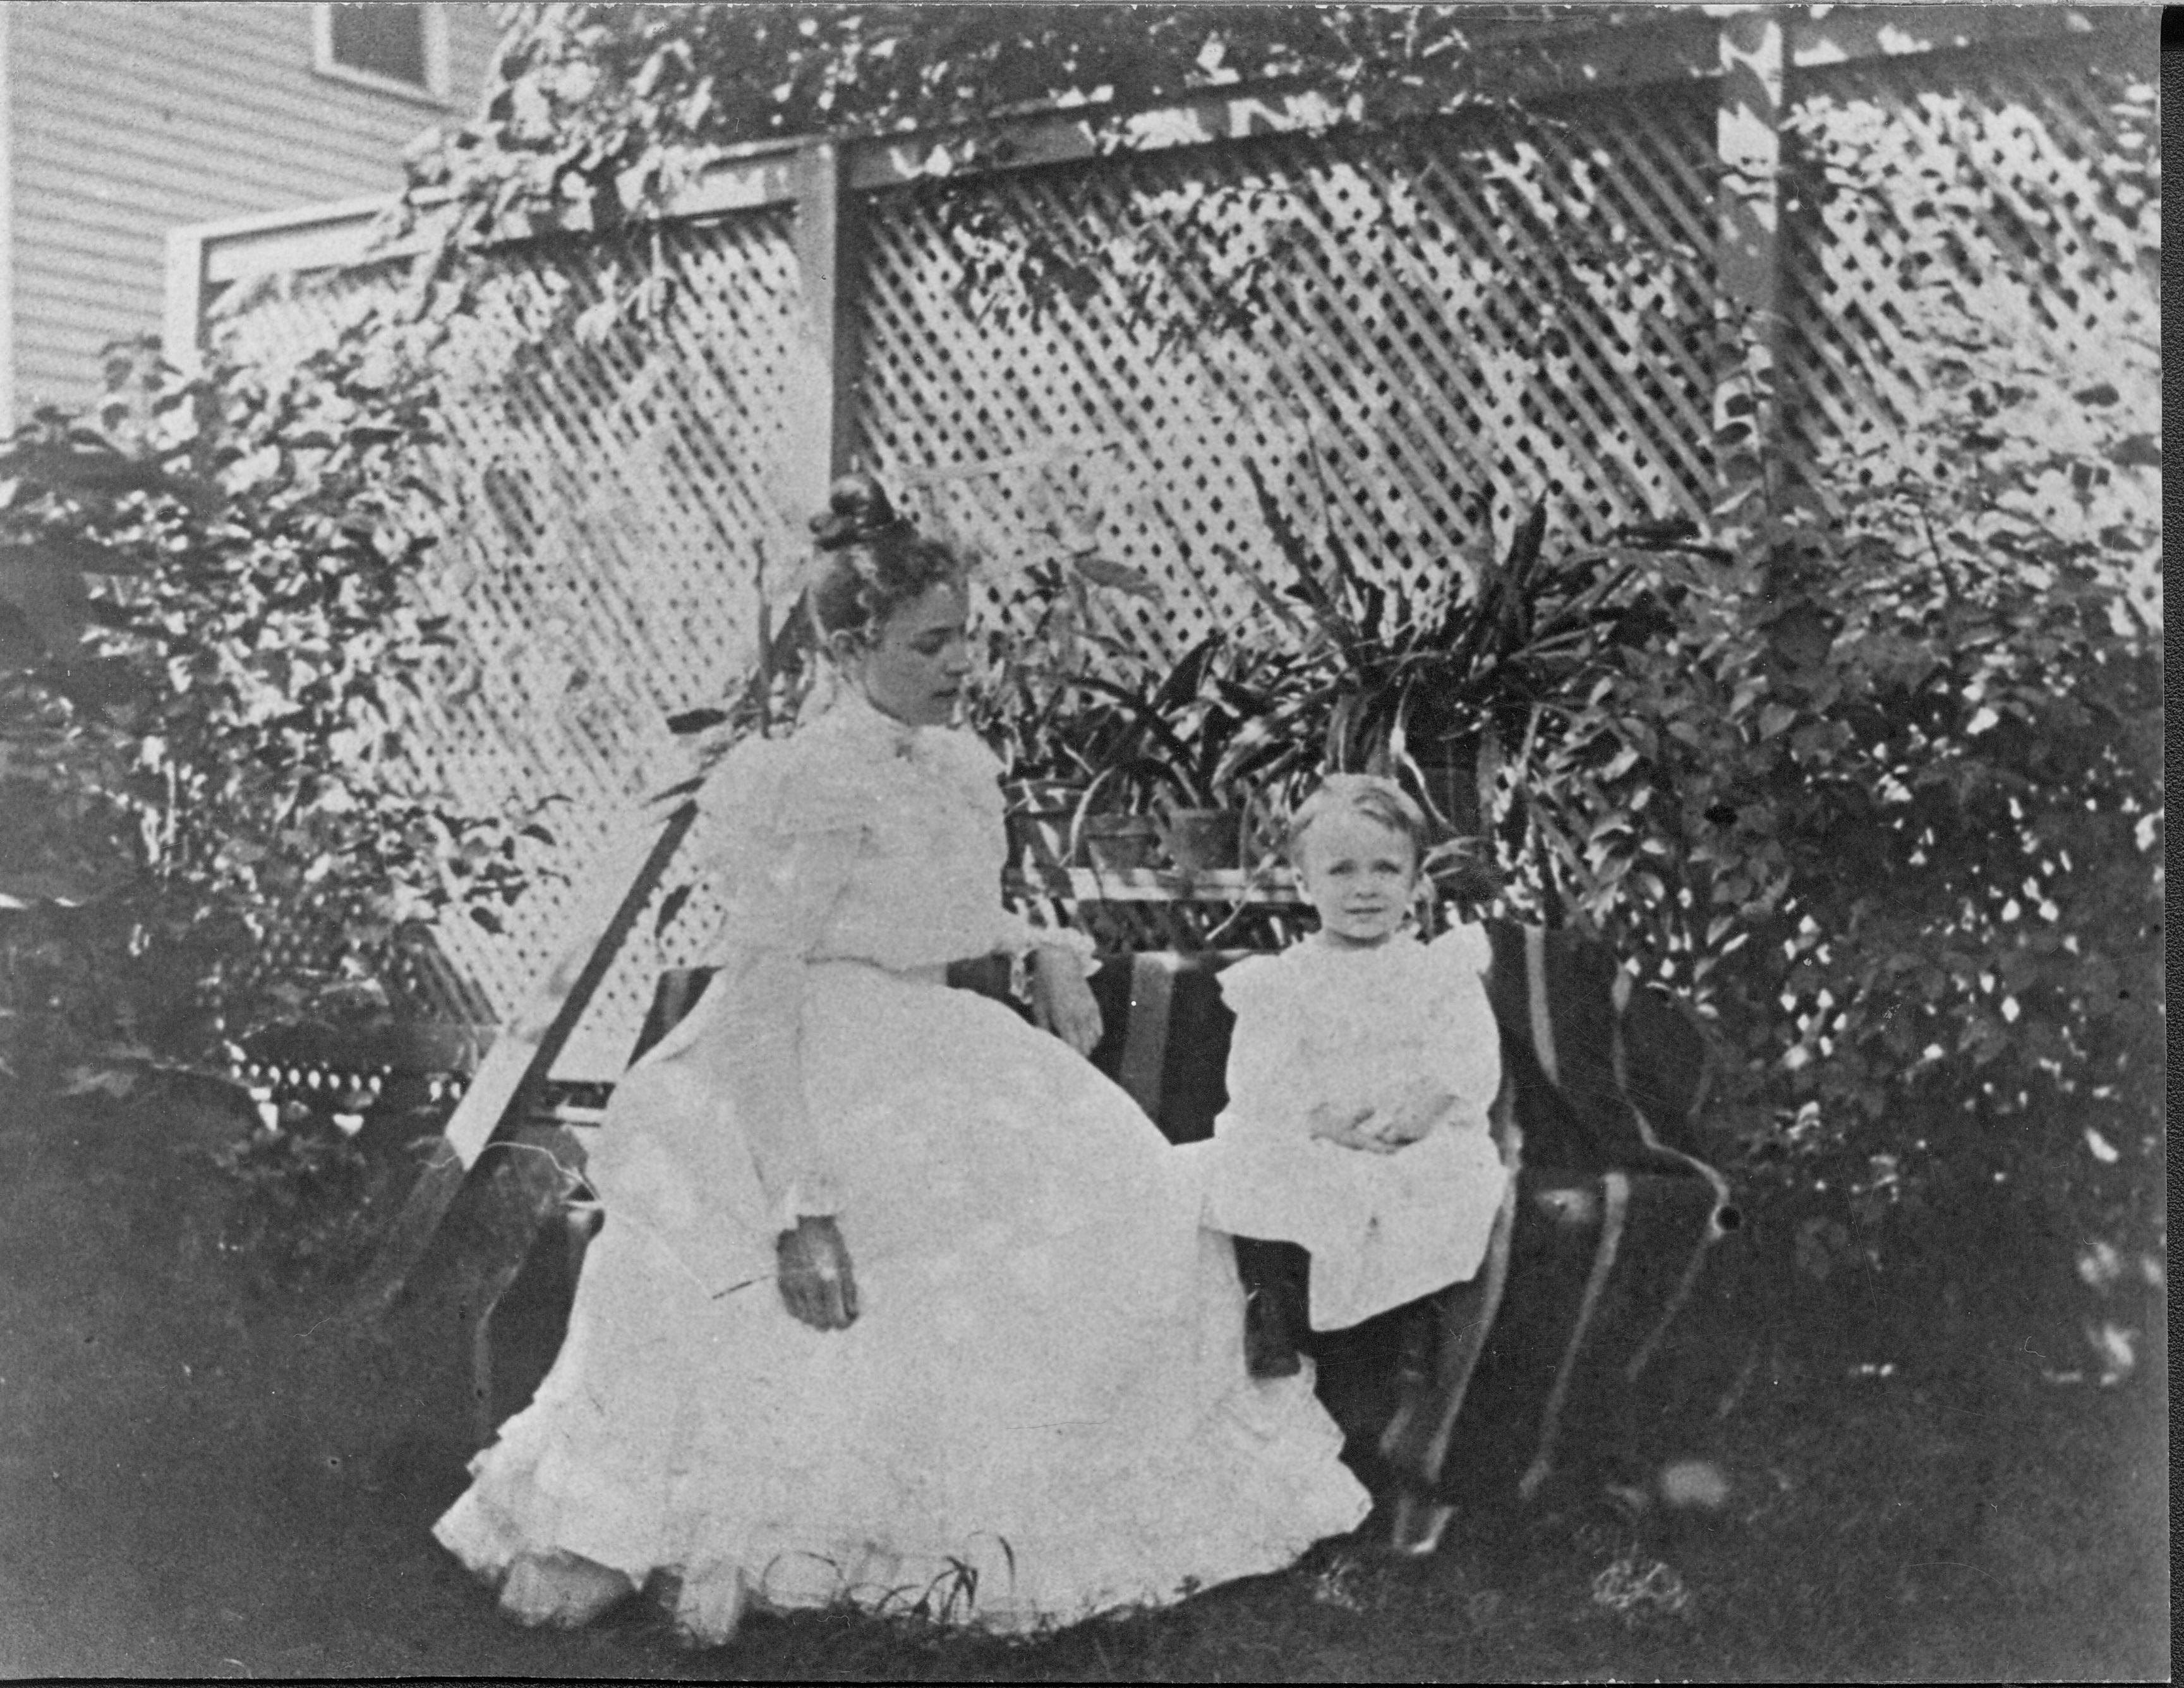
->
[[1284, 773, 1435, 869]]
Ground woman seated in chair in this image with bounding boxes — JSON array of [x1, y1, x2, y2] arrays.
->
[[432, 475, 1368, 1643]]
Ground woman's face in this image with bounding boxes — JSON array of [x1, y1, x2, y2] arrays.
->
[[842, 582, 972, 728], [1295, 809, 1420, 948]]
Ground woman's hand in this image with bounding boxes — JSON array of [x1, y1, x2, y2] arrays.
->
[[1307, 1100, 1402, 1155], [776, 1215, 859, 1330], [1030, 948, 1104, 1057]]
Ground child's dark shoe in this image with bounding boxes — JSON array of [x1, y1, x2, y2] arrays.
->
[[1395, 1301, 1439, 1390], [1245, 1288, 1302, 1379]]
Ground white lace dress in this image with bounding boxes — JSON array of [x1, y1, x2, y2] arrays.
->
[[1197, 931, 1509, 1332], [433, 694, 1370, 1637]]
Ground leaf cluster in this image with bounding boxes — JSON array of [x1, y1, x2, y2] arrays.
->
[[409, 4, 1565, 229], [1495, 71, 2164, 1337], [394, 6, 1648, 341], [0, 339, 550, 1088], [1208, 464, 1691, 839]]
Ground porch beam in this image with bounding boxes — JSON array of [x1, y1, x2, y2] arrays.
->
[[1786, 4, 2116, 71]]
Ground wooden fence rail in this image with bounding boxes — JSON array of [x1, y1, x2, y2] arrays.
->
[[167, 7, 2155, 1083]]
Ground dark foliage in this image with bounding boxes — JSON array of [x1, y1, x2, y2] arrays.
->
[[0, 341, 548, 1095]]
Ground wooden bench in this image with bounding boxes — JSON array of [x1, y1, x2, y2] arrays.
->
[[1089, 931, 1734, 1548], [478, 925, 1735, 1552]]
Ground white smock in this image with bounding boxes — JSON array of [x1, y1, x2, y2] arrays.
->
[[432, 693, 1370, 1637], [1197, 929, 1509, 1332]]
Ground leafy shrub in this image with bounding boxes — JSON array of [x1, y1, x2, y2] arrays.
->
[[1487, 75, 2163, 1377], [210, 1111, 376, 1286], [0, 337, 547, 1094]]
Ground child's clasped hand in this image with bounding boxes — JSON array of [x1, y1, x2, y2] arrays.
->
[[1306, 1078, 1452, 1155], [1305, 1100, 1392, 1154], [1368, 1075, 1455, 1147]]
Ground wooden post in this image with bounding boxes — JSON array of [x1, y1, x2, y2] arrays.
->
[[790, 138, 864, 509], [161, 229, 210, 385], [1714, 9, 1785, 469], [0, 3, 12, 433], [349, 802, 700, 1315]]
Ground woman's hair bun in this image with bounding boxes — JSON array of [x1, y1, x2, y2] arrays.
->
[[810, 472, 906, 552], [803, 470, 963, 642]]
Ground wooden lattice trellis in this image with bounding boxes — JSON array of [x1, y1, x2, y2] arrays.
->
[[215, 214, 819, 1080], [1782, 40, 2159, 503], [407, 217, 820, 1080], [188, 15, 2157, 1084], [861, 81, 1723, 667]]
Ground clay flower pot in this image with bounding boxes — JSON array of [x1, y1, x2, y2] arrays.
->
[[1075, 813, 1160, 872], [1157, 806, 1245, 873]]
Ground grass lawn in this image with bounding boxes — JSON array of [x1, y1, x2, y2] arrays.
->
[[0, 1087, 2165, 1680]]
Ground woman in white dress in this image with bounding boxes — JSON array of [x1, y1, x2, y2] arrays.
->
[[433, 476, 1370, 1641]]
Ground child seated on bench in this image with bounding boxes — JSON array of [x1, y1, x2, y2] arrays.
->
[[1198, 775, 1507, 1378]]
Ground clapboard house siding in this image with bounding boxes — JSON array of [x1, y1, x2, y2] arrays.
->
[[6, 0, 503, 418]]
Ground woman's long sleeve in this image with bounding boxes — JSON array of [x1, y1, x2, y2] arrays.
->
[[665, 706, 1077, 1222], [682, 741, 861, 1226], [708, 828, 860, 1224]]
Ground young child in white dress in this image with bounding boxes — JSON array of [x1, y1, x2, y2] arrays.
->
[[1201, 775, 1508, 1378]]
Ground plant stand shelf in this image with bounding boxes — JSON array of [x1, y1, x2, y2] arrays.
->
[[1014, 866, 1302, 903], [1006, 866, 1311, 953]]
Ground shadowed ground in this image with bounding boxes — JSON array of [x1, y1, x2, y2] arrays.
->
[[0, 1090, 2164, 1681]]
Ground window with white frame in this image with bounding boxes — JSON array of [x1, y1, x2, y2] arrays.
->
[[312, 2, 450, 104]]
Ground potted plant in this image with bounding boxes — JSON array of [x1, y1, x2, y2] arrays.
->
[[1060, 632, 1296, 875], [1209, 464, 1685, 890], [1001, 694, 1161, 876], [962, 553, 1171, 879], [1053, 672, 1183, 874]]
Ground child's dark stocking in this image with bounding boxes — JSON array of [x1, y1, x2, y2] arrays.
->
[[1395, 1293, 1440, 1395], [1233, 1237, 1311, 1380]]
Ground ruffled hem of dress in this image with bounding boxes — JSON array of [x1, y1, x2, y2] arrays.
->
[[435, 1366, 1368, 1639]]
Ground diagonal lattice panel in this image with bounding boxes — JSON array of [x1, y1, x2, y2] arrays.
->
[[853, 80, 1722, 672], [418, 215, 814, 1080], [1780, 40, 2159, 534], [210, 211, 813, 1080]]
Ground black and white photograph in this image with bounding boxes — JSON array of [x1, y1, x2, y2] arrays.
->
[[0, 3, 2163, 1679]]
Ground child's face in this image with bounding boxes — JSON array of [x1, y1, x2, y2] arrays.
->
[[1295, 809, 1420, 947]]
